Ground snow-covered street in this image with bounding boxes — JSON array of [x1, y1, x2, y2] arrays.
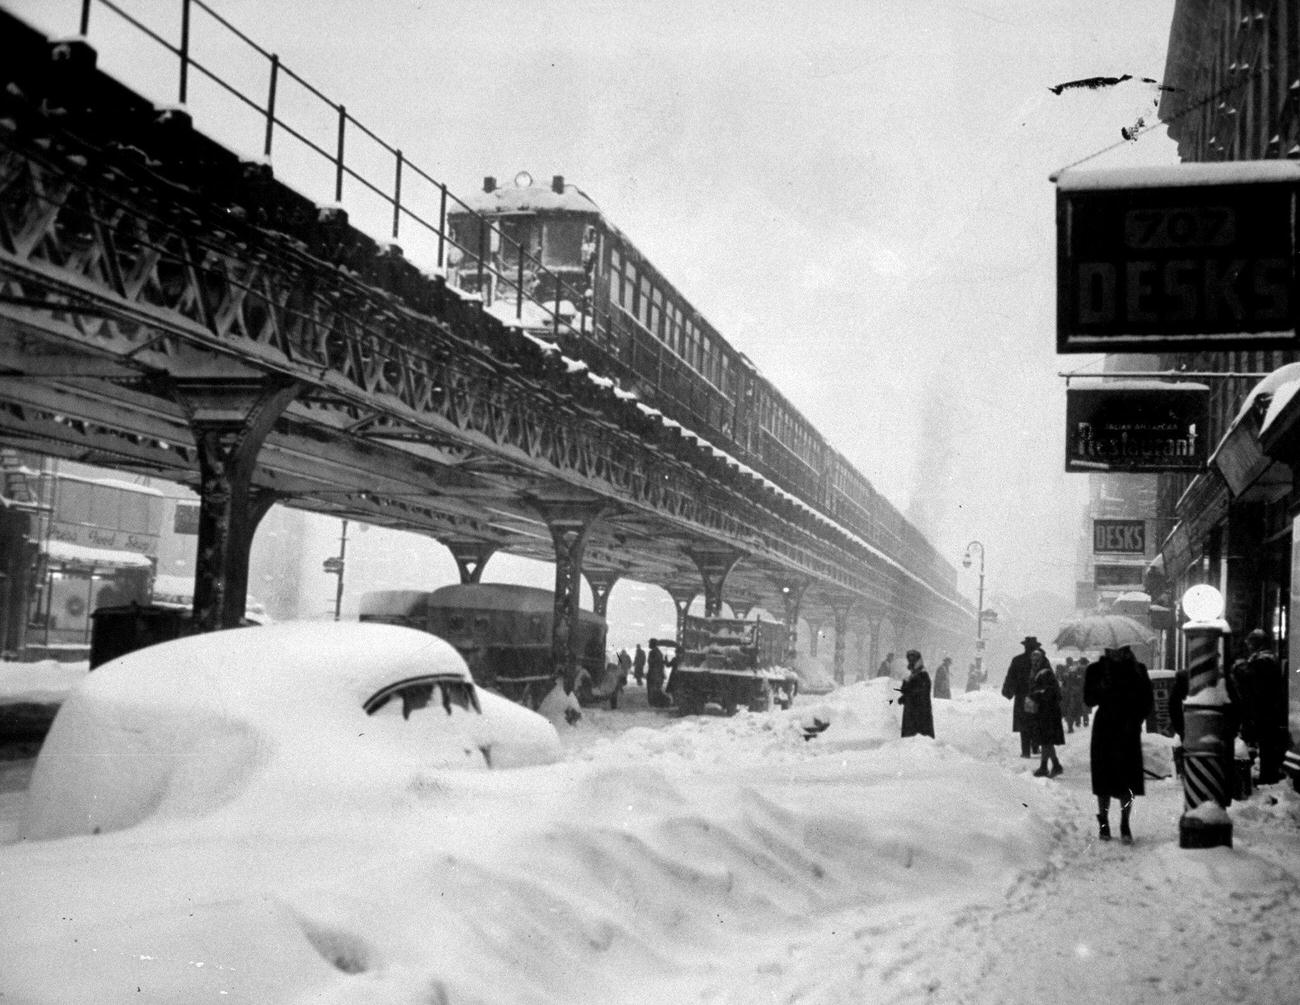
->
[[2, 668, 1297, 1004]]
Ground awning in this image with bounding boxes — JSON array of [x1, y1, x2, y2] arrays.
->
[[1213, 364, 1300, 498], [40, 539, 153, 571]]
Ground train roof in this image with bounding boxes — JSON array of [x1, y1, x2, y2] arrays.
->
[[455, 177, 601, 216]]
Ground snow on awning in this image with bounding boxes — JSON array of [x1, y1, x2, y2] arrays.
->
[[1055, 160, 1300, 191], [40, 539, 153, 570], [1210, 365, 1300, 498]]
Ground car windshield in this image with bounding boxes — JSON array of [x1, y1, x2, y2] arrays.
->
[[364, 676, 481, 719]]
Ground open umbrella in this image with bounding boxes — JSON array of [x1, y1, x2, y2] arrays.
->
[[1053, 613, 1155, 652]]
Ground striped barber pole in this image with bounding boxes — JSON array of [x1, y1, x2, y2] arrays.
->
[[1183, 750, 1230, 811], [1184, 627, 1220, 694]]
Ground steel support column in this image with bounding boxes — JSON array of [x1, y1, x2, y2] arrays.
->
[[584, 569, 621, 620], [805, 617, 823, 658], [684, 546, 743, 618], [666, 586, 698, 645], [531, 498, 606, 694], [444, 539, 498, 584], [172, 380, 298, 631], [773, 576, 810, 662], [854, 623, 867, 682], [830, 601, 854, 685]]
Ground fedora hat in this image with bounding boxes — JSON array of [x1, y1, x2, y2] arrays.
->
[[1021, 635, 1039, 647]]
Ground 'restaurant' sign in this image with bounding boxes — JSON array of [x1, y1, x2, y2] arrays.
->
[[1093, 519, 1146, 555], [1056, 162, 1300, 353], [1094, 563, 1145, 589], [1066, 381, 1209, 473]]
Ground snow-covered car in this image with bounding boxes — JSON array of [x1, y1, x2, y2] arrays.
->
[[20, 621, 562, 840]]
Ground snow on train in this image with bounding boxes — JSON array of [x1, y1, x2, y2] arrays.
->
[[446, 173, 956, 594]]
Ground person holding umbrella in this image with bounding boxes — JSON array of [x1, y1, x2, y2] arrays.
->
[[1085, 645, 1153, 843]]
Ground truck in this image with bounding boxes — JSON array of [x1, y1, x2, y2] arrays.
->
[[669, 616, 798, 715]]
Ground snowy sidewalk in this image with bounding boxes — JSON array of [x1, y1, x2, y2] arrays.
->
[[766, 743, 1300, 1005]]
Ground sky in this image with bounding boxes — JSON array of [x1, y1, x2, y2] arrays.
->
[[6, 0, 1186, 608], [3, 636, 1300, 1002]]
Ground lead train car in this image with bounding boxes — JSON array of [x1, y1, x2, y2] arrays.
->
[[358, 583, 607, 709], [447, 174, 956, 598]]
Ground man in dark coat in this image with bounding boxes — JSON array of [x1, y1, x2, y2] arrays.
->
[[1238, 629, 1289, 784], [646, 640, 668, 707], [898, 649, 934, 738], [933, 656, 953, 699], [1085, 646, 1154, 843], [633, 644, 646, 686], [876, 652, 896, 678], [1002, 636, 1041, 758]]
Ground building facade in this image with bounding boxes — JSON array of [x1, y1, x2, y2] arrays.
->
[[1151, 1, 1300, 671]]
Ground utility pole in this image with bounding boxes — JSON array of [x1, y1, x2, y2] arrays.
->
[[963, 541, 986, 679], [323, 519, 348, 621]]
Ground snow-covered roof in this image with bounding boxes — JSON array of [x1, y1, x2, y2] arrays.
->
[[40, 539, 153, 569], [1056, 160, 1300, 190], [456, 178, 601, 215]]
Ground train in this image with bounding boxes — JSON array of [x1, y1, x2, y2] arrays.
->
[[357, 584, 608, 709], [446, 173, 957, 598]]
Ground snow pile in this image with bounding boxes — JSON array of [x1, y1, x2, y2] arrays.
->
[[0, 659, 87, 704], [1, 676, 1296, 1003]]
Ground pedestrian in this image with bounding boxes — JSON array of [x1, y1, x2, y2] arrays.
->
[[1027, 649, 1065, 777], [617, 647, 633, 680], [1002, 636, 1041, 758], [965, 661, 983, 693], [1085, 645, 1154, 844], [1076, 656, 1091, 726], [646, 640, 668, 707], [633, 643, 646, 687], [933, 656, 953, 699], [1060, 658, 1083, 733], [876, 652, 895, 678], [898, 649, 935, 738], [1236, 629, 1288, 784]]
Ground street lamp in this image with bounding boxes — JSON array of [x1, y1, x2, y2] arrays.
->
[[962, 541, 986, 678]]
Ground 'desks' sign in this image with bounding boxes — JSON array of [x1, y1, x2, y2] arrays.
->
[[1056, 162, 1300, 353], [1093, 519, 1146, 555], [1065, 382, 1209, 473]]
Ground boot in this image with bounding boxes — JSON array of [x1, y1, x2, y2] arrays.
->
[[1033, 764, 1048, 777], [1097, 813, 1111, 841], [1120, 800, 1133, 844], [1050, 761, 1064, 777]]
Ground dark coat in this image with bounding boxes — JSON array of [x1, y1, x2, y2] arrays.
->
[[1001, 651, 1036, 732], [1085, 652, 1153, 799], [1027, 665, 1065, 746], [899, 668, 935, 738], [933, 662, 952, 699]]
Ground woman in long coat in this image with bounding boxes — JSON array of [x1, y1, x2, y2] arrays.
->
[[1028, 650, 1065, 777], [898, 650, 935, 738], [933, 657, 953, 699], [1085, 646, 1154, 843]]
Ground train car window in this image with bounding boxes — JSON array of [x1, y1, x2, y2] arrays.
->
[[650, 288, 663, 339], [638, 276, 652, 327], [453, 216, 488, 261], [543, 219, 585, 268], [624, 262, 638, 313], [529, 614, 544, 641], [473, 615, 490, 638], [448, 614, 466, 633], [608, 248, 622, 306]]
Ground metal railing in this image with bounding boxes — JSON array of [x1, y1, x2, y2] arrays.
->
[[74, 0, 591, 340]]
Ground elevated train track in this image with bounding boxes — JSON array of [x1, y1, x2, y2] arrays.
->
[[0, 4, 970, 684]]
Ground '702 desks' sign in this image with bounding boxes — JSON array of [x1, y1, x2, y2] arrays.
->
[[1056, 162, 1300, 353], [1065, 381, 1208, 473]]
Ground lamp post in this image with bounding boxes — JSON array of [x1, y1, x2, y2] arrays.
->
[[962, 541, 986, 679]]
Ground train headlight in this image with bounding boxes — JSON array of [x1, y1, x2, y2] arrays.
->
[[514, 171, 533, 188]]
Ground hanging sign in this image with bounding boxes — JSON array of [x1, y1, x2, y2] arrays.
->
[[1094, 563, 1145, 589], [1093, 519, 1146, 554], [1056, 162, 1300, 353], [1066, 381, 1209, 473]]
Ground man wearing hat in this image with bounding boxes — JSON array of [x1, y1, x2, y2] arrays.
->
[[1002, 635, 1043, 758]]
